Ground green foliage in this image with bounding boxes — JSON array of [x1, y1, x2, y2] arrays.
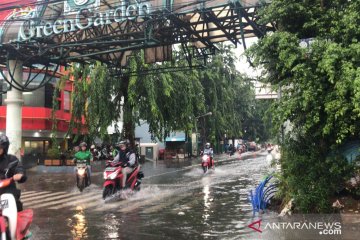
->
[[199, 44, 268, 143], [248, 0, 360, 145], [279, 133, 351, 213], [51, 75, 67, 145], [47, 147, 60, 159], [243, 99, 273, 142], [65, 46, 269, 146], [127, 52, 205, 140], [247, 0, 360, 212]]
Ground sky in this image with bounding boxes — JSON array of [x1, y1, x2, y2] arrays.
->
[[233, 37, 261, 78], [233, 37, 277, 99]]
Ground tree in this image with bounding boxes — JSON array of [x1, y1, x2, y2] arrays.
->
[[66, 51, 205, 145], [64, 45, 268, 152], [199, 44, 263, 147], [247, 0, 359, 212]]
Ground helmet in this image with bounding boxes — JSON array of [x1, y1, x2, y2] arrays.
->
[[90, 144, 95, 149], [118, 139, 130, 147], [205, 142, 210, 148], [79, 142, 87, 147], [0, 135, 9, 154]]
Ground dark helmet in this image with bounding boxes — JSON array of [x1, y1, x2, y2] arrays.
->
[[0, 134, 10, 154], [79, 142, 87, 147]]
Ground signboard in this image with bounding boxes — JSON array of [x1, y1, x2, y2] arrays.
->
[[18, 0, 153, 41], [64, 0, 100, 15]]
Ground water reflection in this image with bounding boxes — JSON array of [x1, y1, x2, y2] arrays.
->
[[68, 206, 88, 239], [25, 154, 271, 240], [103, 213, 121, 239], [203, 185, 211, 221]]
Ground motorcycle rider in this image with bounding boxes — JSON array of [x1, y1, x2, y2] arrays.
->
[[112, 140, 137, 190], [109, 145, 119, 160], [90, 144, 100, 161], [267, 143, 273, 153], [74, 142, 92, 186], [0, 134, 26, 211], [201, 142, 214, 168]]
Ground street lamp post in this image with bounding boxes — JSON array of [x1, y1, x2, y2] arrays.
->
[[194, 112, 212, 157]]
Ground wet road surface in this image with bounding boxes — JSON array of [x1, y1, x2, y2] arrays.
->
[[19, 152, 270, 239]]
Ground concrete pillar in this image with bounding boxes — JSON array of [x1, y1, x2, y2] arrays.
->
[[5, 59, 24, 160]]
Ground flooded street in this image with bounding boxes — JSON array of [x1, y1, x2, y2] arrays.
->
[[20, 152, 271, 239]]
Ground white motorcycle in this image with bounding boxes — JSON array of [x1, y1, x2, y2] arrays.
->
[[76, 161, 89, 192], [0, 161, 33, 240]]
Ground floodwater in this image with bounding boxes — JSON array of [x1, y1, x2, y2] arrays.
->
[[19, 152, 273, 239]]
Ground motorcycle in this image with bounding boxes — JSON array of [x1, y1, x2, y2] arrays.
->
[[201, 154, 214, 174], [0, 161, 33, 240], [102, 162, 144, 199], [75, 161, 89, 192]]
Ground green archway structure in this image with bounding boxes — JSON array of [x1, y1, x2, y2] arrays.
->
[[0, 0, 273, 158], [0, 0, 273, 91]]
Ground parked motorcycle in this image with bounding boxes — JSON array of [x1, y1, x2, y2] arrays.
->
[[102, 162, 144, 199], [75, 161, 89, 192], [201, 154, 214, 174], [0, 161, 33, 240]]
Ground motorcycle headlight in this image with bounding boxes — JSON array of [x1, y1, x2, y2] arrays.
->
[[202, 156, 208, 161], [108, 171, 118, 180], [78, 169, 86, 176]]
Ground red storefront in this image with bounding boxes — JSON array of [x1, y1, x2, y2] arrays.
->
[[0, 75, 74, 165], [0, 1, 77, 165]]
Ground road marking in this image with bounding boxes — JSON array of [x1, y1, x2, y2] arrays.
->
[[20, 191, 51, 198], [21, 191, 37, 196], [25, 191, 99, 210], [48, 194, 101, 210], [24, 192, 78, 207], [21, 191, 67, 202]]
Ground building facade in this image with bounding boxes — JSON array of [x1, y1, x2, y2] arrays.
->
[[0, 70, 73, 166]]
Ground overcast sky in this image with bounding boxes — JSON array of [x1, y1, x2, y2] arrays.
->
[[233, 37, 261, 78]]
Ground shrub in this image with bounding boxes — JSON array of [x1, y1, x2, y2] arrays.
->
[[278, 135, 352, 213], [47, 147, 60, 159]]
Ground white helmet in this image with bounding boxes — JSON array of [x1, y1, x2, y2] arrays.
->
[[205, 143, 210, 148]]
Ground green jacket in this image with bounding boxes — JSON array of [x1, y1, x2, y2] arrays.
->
[[74, 150, 92, 165], [112, 149, 119, 158]]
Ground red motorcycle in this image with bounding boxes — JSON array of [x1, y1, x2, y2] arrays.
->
[[0, 161, 33, 240], [201, 154, 215, 174], [102, 162, 144, 199]]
